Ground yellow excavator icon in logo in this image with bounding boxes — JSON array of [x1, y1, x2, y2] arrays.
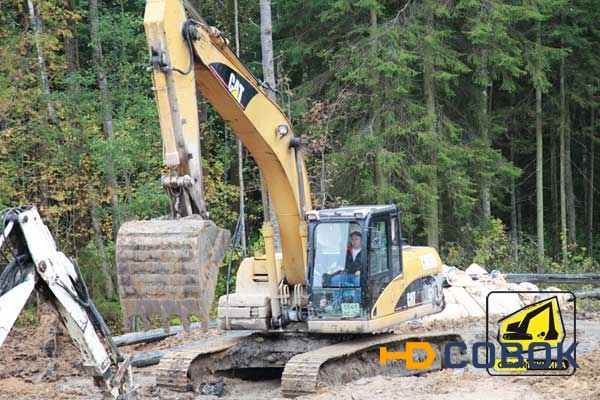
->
[[498, 296, 565, 351]]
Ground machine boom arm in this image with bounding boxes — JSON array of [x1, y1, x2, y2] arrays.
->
[[0, 207, 134, 399], [145, 0, 312, 284]]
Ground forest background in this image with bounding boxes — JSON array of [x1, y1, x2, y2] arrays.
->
[[1, 0, 598, 327]]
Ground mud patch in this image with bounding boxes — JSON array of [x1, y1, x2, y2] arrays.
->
[[0, 306, 99, 400], [0, 307, 84, 382]]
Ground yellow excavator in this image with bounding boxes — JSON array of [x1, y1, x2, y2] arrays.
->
[[116, 0, 460, 396]]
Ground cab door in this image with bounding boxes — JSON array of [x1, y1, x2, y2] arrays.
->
[[389, 213, 402, 278], [367, 215, 392, 311]]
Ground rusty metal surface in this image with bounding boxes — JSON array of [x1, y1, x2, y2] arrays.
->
[[116, 217, 230, 331]]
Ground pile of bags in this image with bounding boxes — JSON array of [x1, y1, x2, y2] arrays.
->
[[426, 264, 570, 320]]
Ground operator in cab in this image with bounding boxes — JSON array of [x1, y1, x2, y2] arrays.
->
[[345, 231, 362, 276], [329, 231, 361, 287]]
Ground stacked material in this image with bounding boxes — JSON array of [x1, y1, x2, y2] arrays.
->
[[426, 264, 570, 320]]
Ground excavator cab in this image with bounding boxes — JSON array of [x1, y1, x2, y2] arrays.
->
[[306, 205, 445, 332], [307, 205, 400, 321]]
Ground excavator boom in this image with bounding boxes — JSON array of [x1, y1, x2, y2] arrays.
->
[[116, 0, 311, 331], [144, 0, 312, 284]]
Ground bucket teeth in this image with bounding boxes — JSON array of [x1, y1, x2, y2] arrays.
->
[[116, 217, 230, 331]]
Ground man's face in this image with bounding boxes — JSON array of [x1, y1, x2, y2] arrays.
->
[[350, 234, 361, 249]]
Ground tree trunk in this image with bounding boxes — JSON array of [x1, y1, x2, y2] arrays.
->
[[510, 134, 518, 262], [587, 108, 595, 257], [370, 7, 386, 204], [233, 0, 240, 56], [550, 134, 559, 252], [535, 24, 545, 264], [27, 0, 57, 126], [479, 48, 491, 220], [560, 0, 575, 248], [478, 0, 493, 221], [566, 114, 576, 245], [27, 0, 54, 209], [89, 0, 121, 241], [62, 0, 79, 74], [260, 0, 276, 98], [123, 172, 132, 221], [423, 10, 439, 250], [559, 56, 568, 263], [260, 0, 281, 252], [320, 148, 326, 208]]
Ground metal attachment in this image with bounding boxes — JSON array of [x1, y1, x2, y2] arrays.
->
[[161, 175, 195, 188]]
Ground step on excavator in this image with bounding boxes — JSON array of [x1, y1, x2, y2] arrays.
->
[[115, 0, 463, 396]]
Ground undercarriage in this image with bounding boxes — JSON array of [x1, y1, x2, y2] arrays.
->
[[154, 328, 464, 397]]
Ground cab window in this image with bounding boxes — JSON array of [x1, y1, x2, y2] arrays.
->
[[390, 215, 401, 276], [367, 217, 391, 310], [368, 218, 388, 276]]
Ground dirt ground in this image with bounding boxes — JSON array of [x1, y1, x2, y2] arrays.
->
[[1, 309, 599, 400]]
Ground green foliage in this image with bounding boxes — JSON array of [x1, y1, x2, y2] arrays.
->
[[16, 304, 39, 328], [442, 218, 540, 272], [442, 217, 599, 275], [544, 246, 600, 274], [577, 299, 600, 313], [1, 0, 599, 332], [78, 241, 116, 298], [93, 298, 124, 334]]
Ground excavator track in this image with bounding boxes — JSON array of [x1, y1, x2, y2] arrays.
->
[[153, 329, 463, 397], [156, 330, 255, 391], [281, 331, 463, 397], [116, 217, 229, 331], [155, 330, 344, 392]]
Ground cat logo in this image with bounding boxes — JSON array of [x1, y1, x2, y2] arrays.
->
[[228, 73, 245, 104], [209, 62, 258, 110]]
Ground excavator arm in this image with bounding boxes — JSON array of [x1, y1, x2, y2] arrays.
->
[[113, 0, 316, 331], [117, 0, 310, 331], [0, 206, 135, 399], [144, 0, 312, 285]]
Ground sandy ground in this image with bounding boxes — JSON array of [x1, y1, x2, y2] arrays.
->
[[1, 309, 599, 400]]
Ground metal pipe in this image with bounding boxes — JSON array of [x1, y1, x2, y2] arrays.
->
[[157, 56, 207, 218], [163, 67, 191, 174], [504, 273, 600, 284], [262, 221, 282, 327]]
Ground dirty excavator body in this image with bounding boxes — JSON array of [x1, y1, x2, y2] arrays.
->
[[115, 0, 462, 396]]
